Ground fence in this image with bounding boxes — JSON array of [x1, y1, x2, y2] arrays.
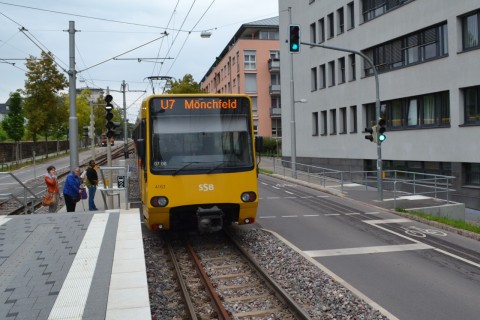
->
[[267, 157, 455, 208]]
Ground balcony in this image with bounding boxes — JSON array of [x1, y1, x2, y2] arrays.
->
[[270, 107, 282, 118], [269, 84, 281, 95], [268, 59, 280, 73]]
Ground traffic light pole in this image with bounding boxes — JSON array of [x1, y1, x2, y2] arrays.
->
[[301, 41, 383, 200]]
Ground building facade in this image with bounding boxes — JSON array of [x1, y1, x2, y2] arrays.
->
[[279, 0, 480, 209], [200, 17, 281, 138]]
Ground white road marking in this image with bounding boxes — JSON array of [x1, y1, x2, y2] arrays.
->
[[365, 218, 480, 269], [285, 196, 297, 199], [304, 214, 320, 217], [272, 186, 280, 190], [300, 196, 314, 199], [366, 218, 412, 224], [325, 213, 341, 216], [304, 243, 432, 257], [282, 215, 298, 218], [266, 197, 280, 199], [285, 191, 294, 195], [259, 216, 276, 219], [344, 212, 361, 215]]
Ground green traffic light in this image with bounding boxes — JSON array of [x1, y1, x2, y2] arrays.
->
[[378, 134, 386, 142], [291, 44, 299, 50]]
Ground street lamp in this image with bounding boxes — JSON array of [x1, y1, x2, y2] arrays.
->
[[291, 98, 307, 179]]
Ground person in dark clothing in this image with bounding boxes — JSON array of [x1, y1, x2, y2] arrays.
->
[[85, 160, 99, 211], [62, 167, 81, 212]]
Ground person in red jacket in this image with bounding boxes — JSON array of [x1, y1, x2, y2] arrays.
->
[[44, 165, 62, 213]]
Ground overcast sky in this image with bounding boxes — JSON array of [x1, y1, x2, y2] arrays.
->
[[0, 0, 279, 120]]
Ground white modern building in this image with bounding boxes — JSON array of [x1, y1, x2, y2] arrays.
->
[[279, 0, 480, 209]]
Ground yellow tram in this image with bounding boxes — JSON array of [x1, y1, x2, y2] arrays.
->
[[133, 94, 261, 232]]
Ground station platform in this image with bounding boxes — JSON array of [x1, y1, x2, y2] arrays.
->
[[0, 204, 150, 319]]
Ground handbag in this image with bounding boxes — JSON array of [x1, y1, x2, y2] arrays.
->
[[80, 187, 88, 200], [41, 193, 55, 206]]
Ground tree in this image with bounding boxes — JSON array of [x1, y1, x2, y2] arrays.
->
[[23, 51, 68, 152], [1, 91, 25, 164], [166, 74, 203, 94]]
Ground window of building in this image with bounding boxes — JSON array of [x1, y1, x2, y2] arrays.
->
[[272, 119, 281, 137], [271, 73, 280, 85], [321, 110, 327, 135], [465, 163, 480, 185], [244, 50, 256, 70], [347, 2, 355, 30], [251, 96, 258, 115], [311, 67, 318, 91], [363, 22, 448, 76], [362, 0, 412, 23], [462, 10, 480, 50], [463, 85, 480, 125], [310, 22, 317, 43], [338, 57, 346, 84], [373, 91, 450, 129], [312, 112, 319, 136], [350, 105, 357, 133], [330, 109, 337, 134], [253, 119, 258, 135], [348, 54, 356, 81], [270, 50, 280, 59], [320, 64, 326, 89], [328, 60, 335, 86], [319, 18, 325, 43], [244, 73, 257, 93], [339, 107, 347, 134], [337, 7, 345, 35], [327, 13, 334, 39], [259, 30, 279, 40], [365, 103, 376, 128]]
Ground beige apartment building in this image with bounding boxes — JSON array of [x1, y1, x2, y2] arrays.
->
[[200, 17, 281, 138]]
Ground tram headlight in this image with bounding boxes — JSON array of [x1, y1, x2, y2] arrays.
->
[[241, 192, 257, 202], [151, 196, 168, 207]]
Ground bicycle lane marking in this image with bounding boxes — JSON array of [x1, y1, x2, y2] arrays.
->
[[364, 219, 480, 269]]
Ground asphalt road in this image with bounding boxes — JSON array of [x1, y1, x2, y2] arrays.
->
[[256, 173, 480, 320]]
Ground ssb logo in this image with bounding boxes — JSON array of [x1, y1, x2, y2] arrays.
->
[[199, 184, 215, 192]]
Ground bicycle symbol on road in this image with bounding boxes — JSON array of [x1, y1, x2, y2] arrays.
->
[[400, 225, 447, 238]]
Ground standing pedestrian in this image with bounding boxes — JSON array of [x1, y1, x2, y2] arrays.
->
[[62, 167, 81, 212], [85, 160, 99, 211], [44, 165, 62, 213]]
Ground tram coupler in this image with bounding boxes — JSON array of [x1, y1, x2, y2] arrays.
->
[[196, 206, 224, 233]]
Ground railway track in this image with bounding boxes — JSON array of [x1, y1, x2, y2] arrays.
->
[[0, 143, 134, 216], [150, 231, 311, 320]]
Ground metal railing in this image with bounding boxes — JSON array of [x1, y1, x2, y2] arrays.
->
[[266, 157, 455, 208], [0, 172, 41, 214]]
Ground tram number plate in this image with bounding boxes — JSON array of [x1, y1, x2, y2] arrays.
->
[[117, 176, 125, 188]]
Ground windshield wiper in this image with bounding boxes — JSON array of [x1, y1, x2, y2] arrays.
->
[[172, 161, 200, 175], [206, 161, 228, 174]]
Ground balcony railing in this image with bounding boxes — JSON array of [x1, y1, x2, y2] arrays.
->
[[268, 59, 280, 72], [270, 107, 281, 117], [269, 84, 281, 95]]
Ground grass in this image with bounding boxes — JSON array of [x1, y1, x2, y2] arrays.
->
[[396, 208, 480, 235]]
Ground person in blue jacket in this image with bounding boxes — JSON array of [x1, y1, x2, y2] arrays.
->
[[63, 167, 81, 212]]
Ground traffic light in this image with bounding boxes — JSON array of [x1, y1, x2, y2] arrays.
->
[[82, 126, 89, 137], [377, 118, 386, 143], [365, 125, 377, 143], [289, 25, 300, 53], [105, 95, 120, 139]]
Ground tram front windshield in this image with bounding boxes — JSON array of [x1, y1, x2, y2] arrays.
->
[[150, 112, 254, 174]]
